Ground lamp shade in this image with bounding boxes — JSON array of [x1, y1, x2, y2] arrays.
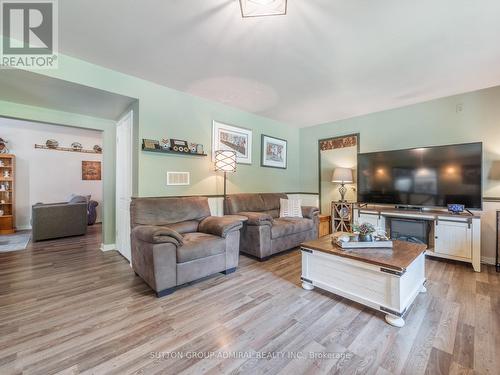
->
[[332, 167, 353, 183], [215, 150, 237, 172]]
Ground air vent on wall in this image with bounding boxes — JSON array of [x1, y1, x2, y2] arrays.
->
[[167, 172, 190, 186]]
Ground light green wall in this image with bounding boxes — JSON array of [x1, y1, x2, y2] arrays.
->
[[300, 86, 500, 199], [25, 54, 301, 197], [0, 100, 117, 244]]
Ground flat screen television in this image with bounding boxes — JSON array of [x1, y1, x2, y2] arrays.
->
[[357, 142, 483, 209]]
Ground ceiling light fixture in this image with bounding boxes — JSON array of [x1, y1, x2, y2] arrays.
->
[[239, 0, 287, 18]]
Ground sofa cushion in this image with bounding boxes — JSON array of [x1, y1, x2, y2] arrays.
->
[[238, 212, 273, 226], [177, 232, 226, 263], [167, 220, 199, 234], [225, 193, 288, 215], [262, 209, 280, 219], [131, 197, 210, 228], [260, 193, 288, 211], [68, 194, 90, 204], [225, 194, 266, 214], [271, 218, 314, 239]]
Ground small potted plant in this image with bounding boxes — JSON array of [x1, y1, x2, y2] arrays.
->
[[353, 222, 376, 242]]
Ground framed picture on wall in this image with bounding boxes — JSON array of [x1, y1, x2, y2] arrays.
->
[[82, 161, 102, 180], [212, 120, 252, 164], [261, 134, 287, 169]]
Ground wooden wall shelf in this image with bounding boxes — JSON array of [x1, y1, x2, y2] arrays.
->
[[142, 146, 207, 157], [34, 144, 102, 154]]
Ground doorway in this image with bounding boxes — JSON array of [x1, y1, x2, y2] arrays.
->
[[115, 111, 133, 262]]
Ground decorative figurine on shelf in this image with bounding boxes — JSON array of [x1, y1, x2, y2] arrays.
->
[[46, 139, 59, 148], [0, 210, 3, 216], [71, 142, 83, 151], [0, 160, 4, 167], [196, 144, 204, 154], [0, 185, 5, 192], [160, 139, 171, 150], [3, 170, 9, 178], [0, 138, 9, 154], [189, 143, 197, 153], [93, 145, 103, 153]]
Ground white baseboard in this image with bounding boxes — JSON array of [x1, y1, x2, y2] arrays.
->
[[16, 225, 32, 231], [481, 256, 496, 265], [100, 243, 116, 252]]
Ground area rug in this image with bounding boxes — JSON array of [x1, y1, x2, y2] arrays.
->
[[0, 232, 31, 252]]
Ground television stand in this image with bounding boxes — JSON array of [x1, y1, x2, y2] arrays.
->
[[353, 205, 481, 272]]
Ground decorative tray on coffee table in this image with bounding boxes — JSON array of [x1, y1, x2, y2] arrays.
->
[[334, 240, 393, 249]]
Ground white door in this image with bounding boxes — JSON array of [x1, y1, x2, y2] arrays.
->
[[434, 221, 471, 259], [116, 111, 133, 262]]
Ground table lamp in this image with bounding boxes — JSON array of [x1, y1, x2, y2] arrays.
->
[[332, 167, 353, 202], [215, 150, 237, 213]]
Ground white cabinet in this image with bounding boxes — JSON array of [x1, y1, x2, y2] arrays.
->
[[430, 217, 480, 272], [434, 220, 471, 259]]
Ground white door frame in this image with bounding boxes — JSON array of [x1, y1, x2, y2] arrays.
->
[[115, 110, 133, 262]]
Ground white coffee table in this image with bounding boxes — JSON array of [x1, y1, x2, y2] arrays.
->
[[300, 236, 427, 327]]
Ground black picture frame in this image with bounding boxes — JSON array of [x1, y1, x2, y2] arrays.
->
[[261, 134, 287, 169]]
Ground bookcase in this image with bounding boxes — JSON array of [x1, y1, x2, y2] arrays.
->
[[0, 154, 15, 234]]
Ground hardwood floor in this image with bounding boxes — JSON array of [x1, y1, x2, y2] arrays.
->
[[0, 225, 498, 375]]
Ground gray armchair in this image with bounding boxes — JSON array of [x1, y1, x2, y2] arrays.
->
[[225, 193, 319, 260], [130, 196, 244, 297], [32, 202, 88, 241]]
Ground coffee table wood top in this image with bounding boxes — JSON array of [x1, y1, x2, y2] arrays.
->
[[301, 236, 427, 272]]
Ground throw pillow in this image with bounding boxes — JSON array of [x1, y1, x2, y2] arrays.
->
[[280, 198, 303, 218]]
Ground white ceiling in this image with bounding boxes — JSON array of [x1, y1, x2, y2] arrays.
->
[[0, 70, 136, 120], [56, 0, 500, 127]]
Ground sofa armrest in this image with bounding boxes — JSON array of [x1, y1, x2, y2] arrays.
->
[[132, 225, 184, 246], [237, 211, 273, 226], [199, 216, 243, 238], [302, 206, 320, 219]]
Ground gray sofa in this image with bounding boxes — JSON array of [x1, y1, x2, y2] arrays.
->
[[130, 196, 244, 297], [225, 193, 319, 260], [32, 201, 88, 242]]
